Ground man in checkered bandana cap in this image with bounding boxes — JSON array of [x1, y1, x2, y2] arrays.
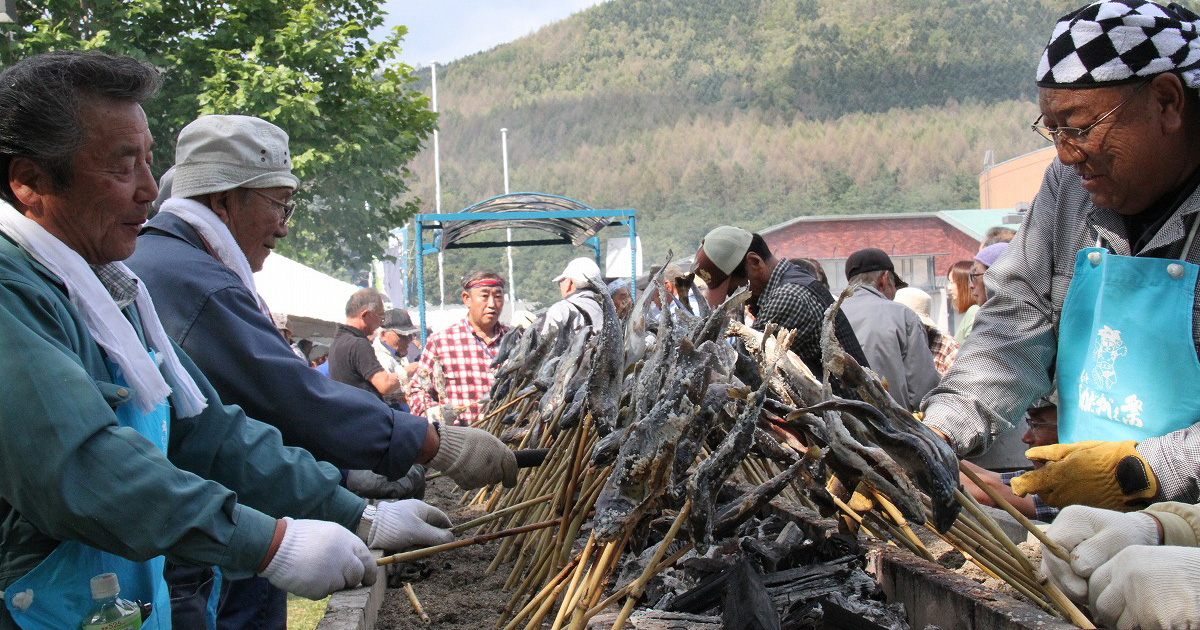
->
[[923, 4, 1200, 624]]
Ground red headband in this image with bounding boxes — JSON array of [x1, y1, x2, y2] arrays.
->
[[463, 277, 506, 290]]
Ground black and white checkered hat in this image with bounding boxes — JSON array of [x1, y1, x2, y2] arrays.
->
[[1037, 0, 1200, 87]]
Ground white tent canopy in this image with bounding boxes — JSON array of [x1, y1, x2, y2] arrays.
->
[[254, 253, 361, 325]]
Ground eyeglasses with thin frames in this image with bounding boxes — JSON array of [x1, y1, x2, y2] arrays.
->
[[247, 188, 297, 224], [1030, 79, 1152, 147]]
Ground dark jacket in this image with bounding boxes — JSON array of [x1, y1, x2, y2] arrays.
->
[[750, 259, 869, 379], [127, 213, 426, 479]]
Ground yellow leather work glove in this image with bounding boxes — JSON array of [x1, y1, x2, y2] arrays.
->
[[1009, 440, 1158, 511]]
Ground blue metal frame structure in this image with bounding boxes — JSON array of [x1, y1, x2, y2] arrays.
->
[[413, 192, 637, 342]]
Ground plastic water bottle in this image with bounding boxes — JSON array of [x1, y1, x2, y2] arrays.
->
[[80, 573, 142, 630]]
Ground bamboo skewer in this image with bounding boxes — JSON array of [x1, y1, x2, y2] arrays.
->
[[452, 492, 555, 534], [481, 390, 537, 422], [584, 542, 694, 619], [402, 582, 431, 624], [958, 462, 1071, 563], [955, 489, 1095, 628], [607, 501, 692, 630], [501, 553, 582, 630], [378, 518, 564, 566], [869, 487, 936, 562], [930, 522, 1055, 614]]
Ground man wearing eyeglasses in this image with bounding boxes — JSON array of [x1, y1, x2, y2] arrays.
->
[[127, 115, 516, 629], [923, 0, 1200, 519]]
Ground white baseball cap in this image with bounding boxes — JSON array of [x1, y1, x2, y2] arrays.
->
[[553, 257, 601, 284]]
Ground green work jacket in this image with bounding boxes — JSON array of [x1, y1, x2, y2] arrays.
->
[[0, 234, 365, 610]]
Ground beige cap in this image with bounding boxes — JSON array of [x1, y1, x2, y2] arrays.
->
[[171, 115, 299, 199], [692, 226, 752, 288]]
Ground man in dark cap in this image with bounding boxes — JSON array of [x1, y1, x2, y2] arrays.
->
[[915, 3, 1200, 623], [692, 225, 868, 382], [841, 248, 939, 411]]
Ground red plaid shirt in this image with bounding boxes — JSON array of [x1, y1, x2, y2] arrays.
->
[[929, 327, 960, 375], [408, 318, 511, 425]]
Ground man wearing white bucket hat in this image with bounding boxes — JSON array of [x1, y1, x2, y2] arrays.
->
[[127, 114, 515, 628]]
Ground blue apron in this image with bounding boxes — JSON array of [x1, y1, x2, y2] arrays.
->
[[3, 355, 173, 630], [1057, 218, 1200, 443]]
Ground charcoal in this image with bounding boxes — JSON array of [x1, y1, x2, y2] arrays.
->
[[721, 558, 780, 630], [780, 601, 823, 630], [739, 536, 785, 574], [819, 591, 908, 630]]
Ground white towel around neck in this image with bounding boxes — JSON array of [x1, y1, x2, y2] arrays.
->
[[158, 197, 271, 317], [0, 202, 206, 417]]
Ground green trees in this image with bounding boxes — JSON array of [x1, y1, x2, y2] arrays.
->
[[0, 0, 434, 279], [398, 0, 1078, 307]]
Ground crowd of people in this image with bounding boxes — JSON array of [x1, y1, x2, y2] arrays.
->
[[5, 1, 1200, 628]]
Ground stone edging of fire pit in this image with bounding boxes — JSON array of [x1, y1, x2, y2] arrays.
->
[[314, 550, 387, 630], [868, 543, 1078, 630]]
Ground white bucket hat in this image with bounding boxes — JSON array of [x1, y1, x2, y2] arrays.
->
[[170, 115, 299, 199]]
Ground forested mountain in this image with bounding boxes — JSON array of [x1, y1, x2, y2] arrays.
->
[[400, 0, 1080, 308]]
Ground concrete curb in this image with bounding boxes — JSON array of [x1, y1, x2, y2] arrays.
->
[[314, 551, 387, 630], [869, 545, 1077, 630]]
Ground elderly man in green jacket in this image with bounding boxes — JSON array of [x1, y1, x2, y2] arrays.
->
[[0, 51, 451, 630]]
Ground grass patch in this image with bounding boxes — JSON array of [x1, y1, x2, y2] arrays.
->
[[286, 593, 328, 630]]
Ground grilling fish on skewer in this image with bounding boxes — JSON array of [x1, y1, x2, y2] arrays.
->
[[586, 277, 625, 438], [537, 328, 591, 423], [820, 287, 962, 533], [687, 380, 769, 550], [593, 338, 719, 543]]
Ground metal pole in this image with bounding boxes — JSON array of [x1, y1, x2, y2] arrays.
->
[[629, 216, 637, 302], [501, 128, 516, 304], [432, 61, 445, 308], [416, 220, 427, 345]]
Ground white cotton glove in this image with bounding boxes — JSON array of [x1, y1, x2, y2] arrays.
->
[[1089, 545, 1200, 629], [366, 499, 455, 551], [1040, 505, 1159, 604], [429, 425, 518, 490], [424, 405, 443, 423], [259, 517, 377, 600]]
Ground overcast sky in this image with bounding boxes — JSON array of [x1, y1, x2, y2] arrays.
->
[[375, 0, 611, 68]]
